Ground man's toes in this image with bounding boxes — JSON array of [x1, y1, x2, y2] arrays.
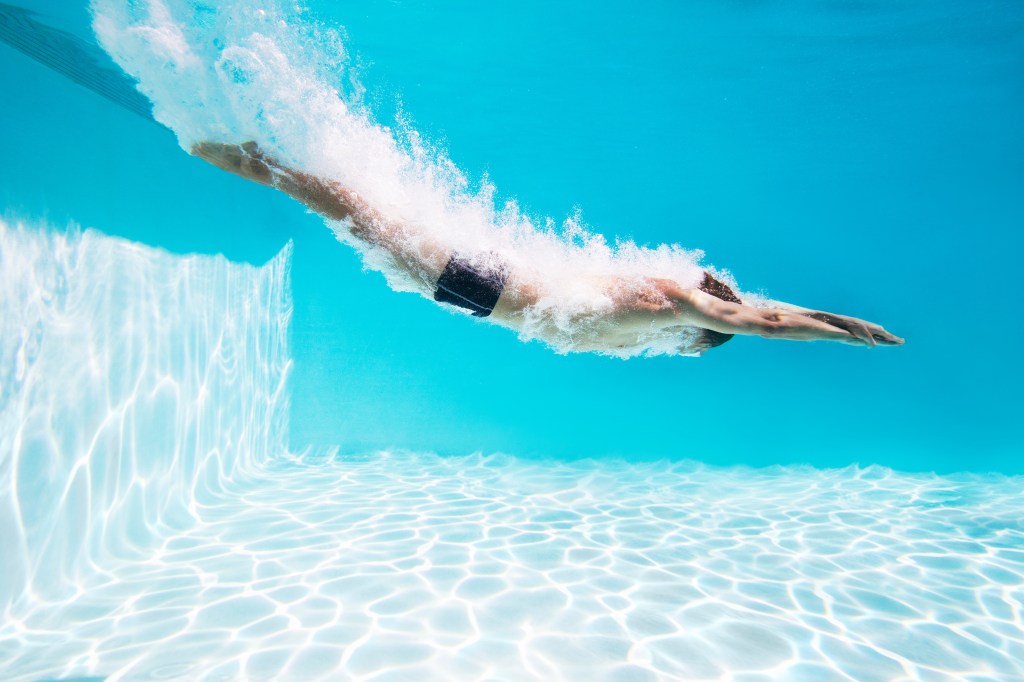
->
[[191, 141, 212, 157]]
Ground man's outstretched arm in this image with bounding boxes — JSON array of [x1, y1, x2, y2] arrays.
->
[[683, 290, 864, 344], [657, 284, 903, 346]]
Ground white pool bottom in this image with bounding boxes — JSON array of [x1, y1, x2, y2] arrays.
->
[[3, 452, 1023, 682]]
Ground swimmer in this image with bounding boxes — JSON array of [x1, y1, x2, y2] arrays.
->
[[192, 141, 904, 355]]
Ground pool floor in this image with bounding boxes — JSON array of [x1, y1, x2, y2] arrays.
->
[[3, 452, 1023, 681]]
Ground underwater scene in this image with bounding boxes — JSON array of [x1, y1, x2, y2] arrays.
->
[[1, 1, 1022, 680]]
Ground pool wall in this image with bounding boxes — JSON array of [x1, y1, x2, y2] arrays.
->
[[0, 220, 292, 613]]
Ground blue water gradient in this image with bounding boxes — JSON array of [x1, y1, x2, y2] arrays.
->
[[0, 2, 1020, 471]]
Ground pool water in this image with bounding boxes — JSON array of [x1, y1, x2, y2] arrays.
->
[[1, 1, 1022, 680]]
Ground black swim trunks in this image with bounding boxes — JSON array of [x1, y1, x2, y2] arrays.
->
[[433, 254, 510, 317]]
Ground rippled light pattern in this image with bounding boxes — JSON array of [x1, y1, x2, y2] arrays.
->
[[0, 220, 291, 616], [1, 222, 1023, 681]]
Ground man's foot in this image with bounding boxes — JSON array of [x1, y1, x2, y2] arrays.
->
[[191, 141, 274, 186]]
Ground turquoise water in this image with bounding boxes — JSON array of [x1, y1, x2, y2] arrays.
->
[[1, 1, 1023, 680], [2, 0, 1021, 470]]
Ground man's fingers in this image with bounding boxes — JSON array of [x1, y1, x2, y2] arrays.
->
[[864, 322, 901, 346], [851, 322, 875, 347], [872, 330, 904, 346]]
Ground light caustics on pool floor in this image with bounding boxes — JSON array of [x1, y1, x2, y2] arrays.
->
[[1, 221, 1023, 682]]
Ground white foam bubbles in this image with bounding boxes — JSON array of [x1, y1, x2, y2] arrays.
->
[[90, 0, 720, 357]]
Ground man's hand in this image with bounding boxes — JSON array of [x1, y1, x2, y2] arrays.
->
[[804, 311, 904, 347], [191, 141, 275, 186]]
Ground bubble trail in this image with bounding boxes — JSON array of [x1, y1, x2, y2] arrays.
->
[[89, 0, 734, 358]]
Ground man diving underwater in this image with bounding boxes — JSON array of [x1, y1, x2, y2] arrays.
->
[[193, 141, 904, 356]]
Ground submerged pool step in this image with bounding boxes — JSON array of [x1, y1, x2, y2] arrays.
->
[[0, 2, 152, 120]]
